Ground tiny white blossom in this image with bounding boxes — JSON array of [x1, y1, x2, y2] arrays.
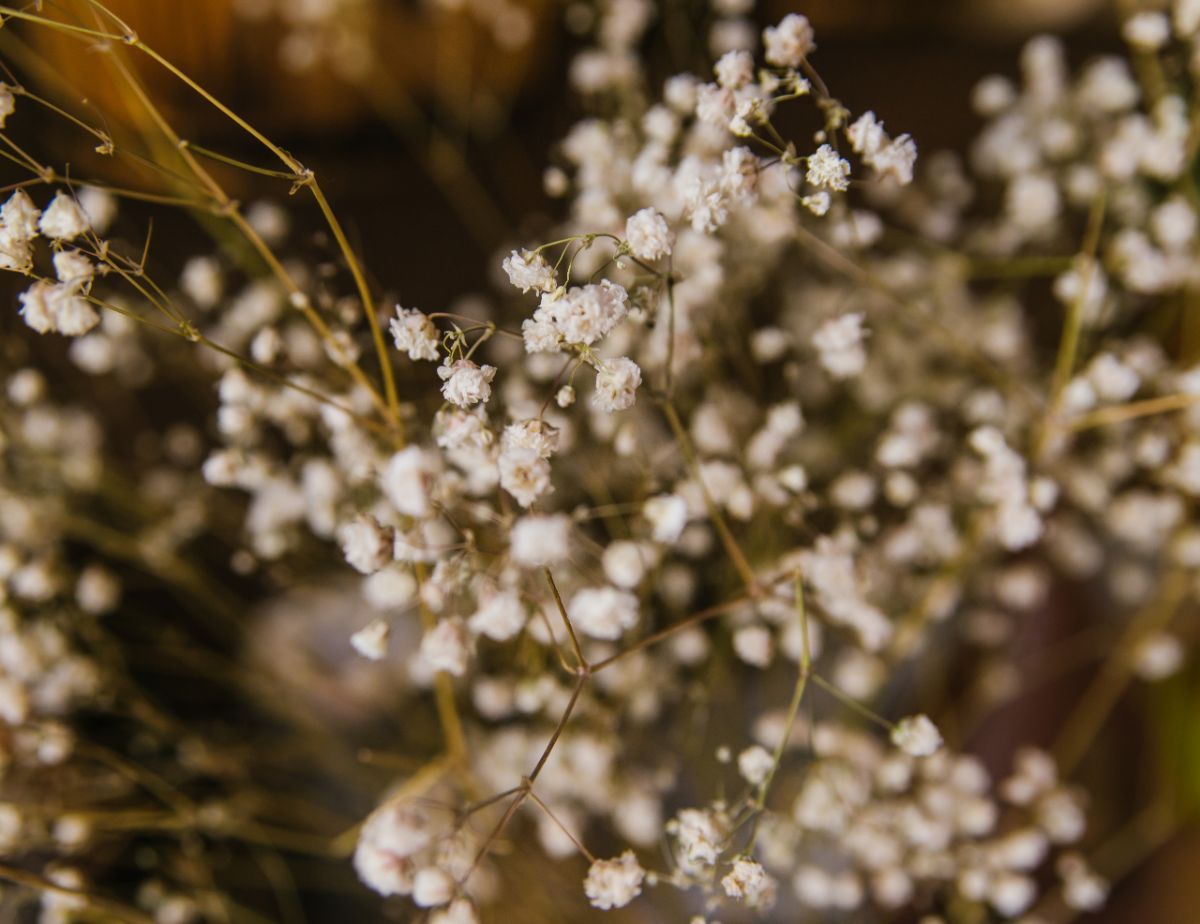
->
[[469, 590, 527, 642], [624, 208, 674, 261], [872, 136, 917, 185], [733, 624, 773, 667], [806, 144, 851, 192], [721, 857, 776, 908], [568, 586, 639, 639], [511, 514, 571, 567], [501, 419, 559, 459], [801, 192, 831, 216], [737, 745, 775, 785], [413, 867, 455, 908], [59, 294, 104, 346], [38, 192, 90, 241], [644, 494, 689, 544], [502, 249, 557, 294], [75, 566, 120, 615], [77, 187, 116, 234], [593, 357, 641, 412], [763, 13, 814, 68], [584, 851, 644, 910], [390, 307, 441, 361], [341, 515, 394, 574], [351, 618, 390, 660], [420, 617, 472, 676], [52, 250, 93, 287], [673, 808, 726, 873], [1132, 632, 1184, 681], [714, 50, 755, 90], [813, 313, 868, 379], [1122, 11, 1170, 50], [891, 714, 943, 757], [499, 445, 552, 508], [438, 358, 497, 408], [381, 447, 441, 518], [18, 281, 99, 336], [181, 256, 223, 309]]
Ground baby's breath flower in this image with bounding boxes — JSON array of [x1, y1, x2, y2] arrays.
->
[[468, 590, 526, 642], [0, 229, 32, 273], [77, 187, 116, 234], [354, 802, 435, 896], [341, 514, 394, 574], [801, 192, 831, 216], [624, 208, 674, 261], [502, 249, 558, 294], [419, 617, 472, 676], [181, 256, 223, 309], [763, 13, 814, 68], [644, 494, 689, 544], [584, 850, 645, 910], [381, 447, 441, 518], [891, 714, 943, 757], [438, 358, 497, 408], [737, 745, 774, 785], [510, 514, 572, 567], [75, 565, 120, 615], [722, 857, 777, 908], [413, 867, 455, 907], [1122, 11, 1170, 50], [38, 192, 90, 241], [1132, 632, 1184, 681], [813, 313, 867, 379], [390, 307, 441, 361], [672, 808, 726, 874], [592, 357, 641, 411], [806, 144, 851, 192], [18, 281, 100, 336], [52, 250, 93, 287], [714, 50, 755, 90], [568, 586, 639, 639], [18, 281, 60, 334], [733, 624, 773, 667], [351, 618, 390, 660], [2, 189, 41, 241], [499, 445, 552, 508], [502, 419, 559, 458]]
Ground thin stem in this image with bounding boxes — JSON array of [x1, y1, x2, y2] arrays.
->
[[1054, 570, 1189, 775], [182, 140, 302, 180], [811, 673, 894, 732], [305, 175, 402, 433], [745, 574, 811, 846], [414, 562, 469, 764], [0, 863, 156, 924], [528, 675, 587, 783], [1035, 193, 1107, 459], [660, 397, 758, 590], [1068, 392, 1200, 431], [590, 593, 755, 673], [544, 568, 587, 672], [526, 789, 597, 863]]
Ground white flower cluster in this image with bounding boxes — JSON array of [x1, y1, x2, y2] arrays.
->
[[5, 190, 103, 336]]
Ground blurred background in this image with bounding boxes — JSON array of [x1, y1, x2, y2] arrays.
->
[[3, 1, 1198, 921]]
